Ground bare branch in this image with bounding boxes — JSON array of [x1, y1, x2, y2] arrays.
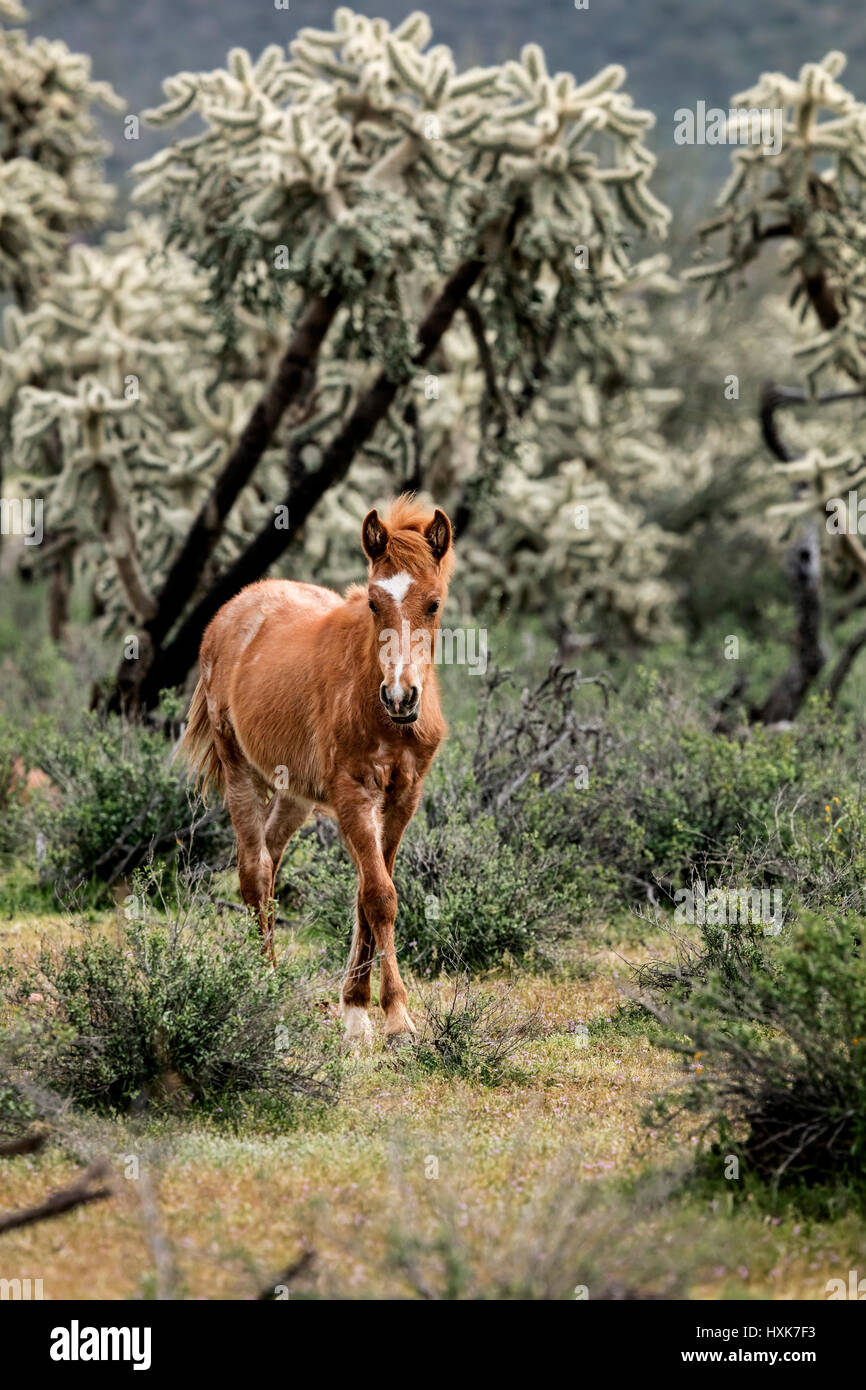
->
[[0, 1159, 112, 1235]]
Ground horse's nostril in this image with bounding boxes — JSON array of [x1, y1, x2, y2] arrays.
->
[[380, 683, 419, 717]]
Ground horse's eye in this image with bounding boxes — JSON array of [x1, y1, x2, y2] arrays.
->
[[368, 599, 378, 614], [428, 600, 440, 615]]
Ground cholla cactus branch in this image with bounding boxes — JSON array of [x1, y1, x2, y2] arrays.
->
[[0, 19, 123, 303], [689, 52, 866, 382]]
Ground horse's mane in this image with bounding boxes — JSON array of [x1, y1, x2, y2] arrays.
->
[[377, 494, 455, 584]]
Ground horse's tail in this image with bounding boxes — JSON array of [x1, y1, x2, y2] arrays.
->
[[176, 678, 224, 804]]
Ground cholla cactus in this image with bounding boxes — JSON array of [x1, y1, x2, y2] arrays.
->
[[5, 8, 690, 654], [688, 52, 866, 387], [1, 217, 293, 626], [0, 159, 77, 301], [687, 52, 866, 591], [126, 9, 682, 640], [133, 8, 673, 371], [0, 15, 123, 303], [136, 11, 669, 305], [767, 443, 866, 535], [682, 51, 866, 717]]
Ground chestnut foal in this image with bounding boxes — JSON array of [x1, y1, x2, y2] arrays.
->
[[181, 496, 454, 1044]]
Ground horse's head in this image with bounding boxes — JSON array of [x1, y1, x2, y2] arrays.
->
[[361, 497, 454, 725]]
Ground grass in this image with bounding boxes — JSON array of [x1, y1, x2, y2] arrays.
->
[[2, 908, 865, 1300]]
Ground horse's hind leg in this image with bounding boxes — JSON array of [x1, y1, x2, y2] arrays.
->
[[218, 742, 275, 962], [262, 793, 309, 948], [265, 793, 308, 876]]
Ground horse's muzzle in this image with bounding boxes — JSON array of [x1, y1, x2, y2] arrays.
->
[[388, 709, 419, 724], [380, 681, 420, 723]]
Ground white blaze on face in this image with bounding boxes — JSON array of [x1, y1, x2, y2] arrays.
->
[[377, 574, 411, 694], [374, 571, 413, 605], [374, 571, 420, 708]]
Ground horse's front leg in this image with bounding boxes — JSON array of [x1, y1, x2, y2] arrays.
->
[[340, 898, 376, 1044], [375, 783, 425, 1037], [335, 786, 415, 1044], [380, 780, 424, 881]]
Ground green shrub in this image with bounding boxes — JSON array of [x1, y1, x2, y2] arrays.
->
[[9, 656, 866, 978], [0, 709, 232, 899], [553, 697, 822, 894], [0, 872, 340, 1116], [0, 1078, 39, 1141], [651, 914, 866, 1193], [0, 724, 25, 859], [409, 973, 540, 1084], [283, 667, 866, 972], [522, 673, 866, 923]]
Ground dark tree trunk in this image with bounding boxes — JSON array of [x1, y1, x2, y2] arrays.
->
[[110, 289, 341, 711], [146, 290, 341, 648], [825, 621, 866, 705], [48, 558, 70, 642], [754, 520, 825, 723], [753, 384, 826, 723]]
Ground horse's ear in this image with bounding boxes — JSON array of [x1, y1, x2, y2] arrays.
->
[[424, 508, 452, 563], [362, 509, 389, 561]]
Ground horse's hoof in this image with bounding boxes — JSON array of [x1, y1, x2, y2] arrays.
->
[[385, 1030, 416, 1050], [341, 1006, 374, 1048]]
